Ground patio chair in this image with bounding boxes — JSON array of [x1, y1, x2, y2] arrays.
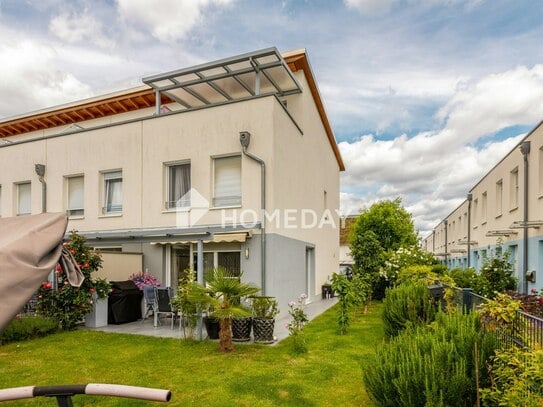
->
[[154, 287, 178, 329], [142, 285, 157, 322]]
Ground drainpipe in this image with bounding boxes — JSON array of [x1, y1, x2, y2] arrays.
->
[[467, 193, 472, 268], [240, 132, 266, 294], [520, 141, 531, 294], [432, 230, 435, 254], [35, 164, 46, 213], [444, 219, 448, 266]]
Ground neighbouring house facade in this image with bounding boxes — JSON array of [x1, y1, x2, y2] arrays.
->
[[0, 48, 345, 310], [422, 120, 543, 294]]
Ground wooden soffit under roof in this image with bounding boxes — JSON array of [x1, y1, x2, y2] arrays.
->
[[0, 89, 172, 138]]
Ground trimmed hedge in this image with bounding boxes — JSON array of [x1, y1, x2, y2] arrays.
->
[[0, 316, 58, 345]]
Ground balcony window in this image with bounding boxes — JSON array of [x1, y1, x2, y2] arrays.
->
[[213, 155, 241, 207], [510, 167, 519, 210], [17, 182, 31, 216], [166, 162, 191, 209], [103, 170, 122, 214], [67, 176, 84, 217]]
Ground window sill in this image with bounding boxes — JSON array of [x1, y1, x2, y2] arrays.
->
[[68, 216, 85, 220], [509, 206, 518, 213], [98, 213, 123, 218], [209, 205, 242, 210], [162, 207, 191, 214], [495, 214, 502, 219]]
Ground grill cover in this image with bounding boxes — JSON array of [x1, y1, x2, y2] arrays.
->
[[108, 280, 143, 324]]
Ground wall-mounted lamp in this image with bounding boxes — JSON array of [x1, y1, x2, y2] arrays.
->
[[245, 247, 250, 259]]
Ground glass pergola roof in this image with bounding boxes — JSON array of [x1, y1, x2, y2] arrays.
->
[[142, 47, 302, 112]]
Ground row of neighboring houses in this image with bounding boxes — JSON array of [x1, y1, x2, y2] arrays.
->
[[0, 47, 345, 309], [422, 121, 543, 294]]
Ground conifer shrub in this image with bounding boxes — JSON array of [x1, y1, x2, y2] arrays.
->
[[364, 311, 498, 407], [382, 282, 436, 337]]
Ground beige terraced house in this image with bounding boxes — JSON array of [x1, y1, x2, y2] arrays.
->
[[0, 47, 345, 310]]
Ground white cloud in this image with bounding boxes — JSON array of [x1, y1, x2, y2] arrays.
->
[[0, 39, 92, 118], [344, 0, 484, 15], [49, 10, 114, 49], [116, 0, 234, 42], [339, 64, 543, 233]]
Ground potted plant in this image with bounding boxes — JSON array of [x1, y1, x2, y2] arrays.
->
[[85, 278, 111, 328], [191, 268, 260, 352], [232, 299, 253, 342], [251, 296, 279, 344], [171, 268, 199, 339]]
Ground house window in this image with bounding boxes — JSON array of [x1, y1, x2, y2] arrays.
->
[[17, 182, 31, 216], [102, 170, 122, 214], [218, 252, 241, 277], [165, 162, 191, 209], [510, 167, 519, 210], [481, 191, 487, 223], [496, 179, 503, 216], [67, 176, 84, 217], [213, 155, 241, 207], [473, 198, 478, 225]]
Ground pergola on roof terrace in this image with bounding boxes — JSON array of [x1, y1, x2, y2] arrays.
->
[[142, 47, 303, 113]]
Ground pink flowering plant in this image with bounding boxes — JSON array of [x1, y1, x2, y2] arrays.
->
[[129, 271, 161, 289], [36, 231, 104, 330], [286, 294, 309, 354]]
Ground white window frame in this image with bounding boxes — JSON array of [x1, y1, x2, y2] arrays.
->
[[212, 155, 241, 208], [510, 167, 519, 210], [164, 161, 191, 210], [66, 175, 84, 218], [16, 182, 31, 216], [102, 170, 123, 215]]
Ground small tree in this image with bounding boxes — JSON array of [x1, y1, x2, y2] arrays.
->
[[171, 268, 199, 339], [37, 231, 103, 330], [191, 268, 260, 352], [331, 273, 356, 335], [350, 199, 419, 299]]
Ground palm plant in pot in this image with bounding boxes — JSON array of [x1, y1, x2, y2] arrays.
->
[[251, 296, 279, 344], [191, 268, 259, 352], [232, 300, 253, 342]]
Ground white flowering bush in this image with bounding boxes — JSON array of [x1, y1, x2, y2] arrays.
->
[[380, 245, 436, 284]]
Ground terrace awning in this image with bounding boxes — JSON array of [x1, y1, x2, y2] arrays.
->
[[143, 47, 302, 113]]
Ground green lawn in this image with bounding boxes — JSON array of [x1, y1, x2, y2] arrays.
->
[[0, 303, 383, 406]]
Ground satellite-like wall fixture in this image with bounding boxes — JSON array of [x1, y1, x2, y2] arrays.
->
[[510, 221, 543, 229], [486, 230, 518, 237]]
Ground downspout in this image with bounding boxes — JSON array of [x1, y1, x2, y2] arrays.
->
[[444, 219, 448, 266], [240, 132, 266, 294], [467, 193, 472, 268], [35, 164, 46, 213], [520, 141, 531, 294]]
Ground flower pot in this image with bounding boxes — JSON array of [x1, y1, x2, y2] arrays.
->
[[85, 294, 108, 328], [232, 317, 252, 342], [252, 317, 275, 344], [204, 316, 220, 340]]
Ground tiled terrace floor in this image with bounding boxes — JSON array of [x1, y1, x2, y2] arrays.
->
[[86, 297, 338, 345]]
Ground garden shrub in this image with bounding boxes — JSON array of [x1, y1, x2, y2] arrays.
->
[[382, 282, 436, 337], [0, 316, 57, 345], [331, 273, 356, 335], [448, 267, 477, 288], [364, 311, 498, 407], [473, 245, 517, 298], [481, 346, 543, 406]]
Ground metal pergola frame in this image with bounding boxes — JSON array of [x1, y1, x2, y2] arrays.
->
[[143, 47, 303, 114]]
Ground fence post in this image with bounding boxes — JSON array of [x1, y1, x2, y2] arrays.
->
[[462, 288, 473, 314]]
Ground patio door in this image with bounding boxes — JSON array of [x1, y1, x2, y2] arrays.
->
[[171, 245, 190, 288]]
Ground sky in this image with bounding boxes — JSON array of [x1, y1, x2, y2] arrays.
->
[[1, 0, 543, 237]]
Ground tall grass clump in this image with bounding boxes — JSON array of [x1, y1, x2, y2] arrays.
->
[[382, 282, 436, 337], [363, 311, 498, 407]]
